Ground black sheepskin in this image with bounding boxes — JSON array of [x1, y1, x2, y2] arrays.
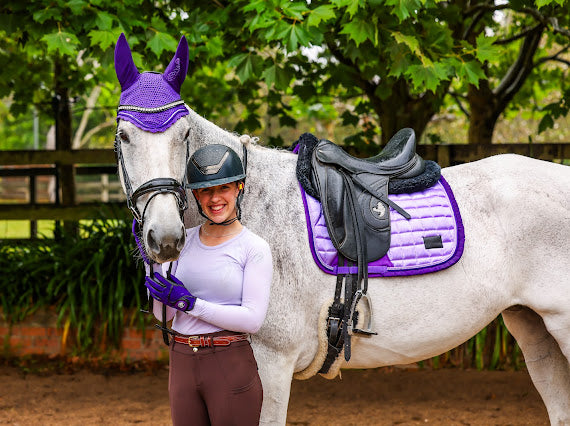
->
[[293, 133, 442, 198]]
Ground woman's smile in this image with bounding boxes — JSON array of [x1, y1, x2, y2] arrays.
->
[[194, 183, 239, 224]]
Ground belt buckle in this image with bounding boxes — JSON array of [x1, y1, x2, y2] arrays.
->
[[187, 336, 200, 348]]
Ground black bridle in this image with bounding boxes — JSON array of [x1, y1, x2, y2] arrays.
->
[[114, 133, 189, 225]]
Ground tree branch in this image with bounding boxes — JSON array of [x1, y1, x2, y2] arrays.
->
[[463, 2, 509, 18], [79, 120, 115, 148], [462, 3, 509, 40], [450, 91, 470, 118], [494, 24, 543, 45], [534, 44, 570, 66], [521, 7, 570, 38], [494, 25, 544, 109]]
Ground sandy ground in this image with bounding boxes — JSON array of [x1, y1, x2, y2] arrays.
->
[[0, 365, 548, 425]]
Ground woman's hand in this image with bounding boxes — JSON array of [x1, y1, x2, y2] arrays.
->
[[144, 272, 196, 312]]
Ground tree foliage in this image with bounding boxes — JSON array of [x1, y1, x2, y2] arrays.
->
[[0, 0, 568, 151]]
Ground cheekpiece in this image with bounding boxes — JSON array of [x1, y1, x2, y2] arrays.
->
[[114, 33, 189, 133]]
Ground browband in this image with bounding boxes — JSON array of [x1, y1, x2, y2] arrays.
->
[[117, 100, 185, 114]]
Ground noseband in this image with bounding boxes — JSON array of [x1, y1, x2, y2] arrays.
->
[[114, 133, 189, 225]]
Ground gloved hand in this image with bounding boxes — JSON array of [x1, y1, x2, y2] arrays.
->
[[144, 272, 196, 312]]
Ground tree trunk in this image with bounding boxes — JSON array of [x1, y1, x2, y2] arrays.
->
[[467, 80, 499, 145], [375, 78, 443, 145], [53, 58, 76, 236]]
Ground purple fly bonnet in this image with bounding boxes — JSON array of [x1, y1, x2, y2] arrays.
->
[[114, 33, 189, 133]]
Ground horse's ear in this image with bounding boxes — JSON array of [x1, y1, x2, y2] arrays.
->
[[114, 33, 139, 91], [163, 36, 188, 93]]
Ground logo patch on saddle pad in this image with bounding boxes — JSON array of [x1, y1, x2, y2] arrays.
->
[[301, 177, 465, 277]]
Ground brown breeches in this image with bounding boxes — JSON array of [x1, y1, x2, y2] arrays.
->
[[168, 331, 263, 426]]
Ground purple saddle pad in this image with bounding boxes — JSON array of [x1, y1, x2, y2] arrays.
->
[[301, 177, 465, 277]]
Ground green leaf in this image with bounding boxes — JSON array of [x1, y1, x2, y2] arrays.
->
[[385, 0, 422, 22], [341, 110, 360, 126], [262, 64, 276, 88], [262, 62, 292, 90], [66, 0, 88, 15], [33, 8, 62, 24], [147, 32, 178, 57], [392, 31, 420, 55], [406, 62, 448, 93], [235, 55, 256, 82], [205, 36, 224, 58], [339, 20, 375, 46], [41, 31, 80, 56], [459, 60, 486, 87], [475, 33, 499, 63], [95, 12, 114, 31], [538, 114, 554, 133], [228, 53, 247, 69], [281, 2, 309, 20], [89, 29, 122, 50], [307, 5, 336, 27], [345, 0, 361, 17]]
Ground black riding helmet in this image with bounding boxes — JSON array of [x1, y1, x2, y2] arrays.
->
[[187, 144, 246, 224]]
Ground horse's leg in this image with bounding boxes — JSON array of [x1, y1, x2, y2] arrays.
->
[[502, 306, 570, 425], [253, 345, 296, 425]]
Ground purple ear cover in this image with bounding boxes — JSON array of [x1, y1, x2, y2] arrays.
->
[[163, 36, 189, 93], [114, 33, 140, 91], [114, 34, 190, 133]]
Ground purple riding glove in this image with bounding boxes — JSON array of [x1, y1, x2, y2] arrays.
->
[[144, 272, 196, 312]]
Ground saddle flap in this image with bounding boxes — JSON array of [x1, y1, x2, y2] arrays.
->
[[312, 153, 391, 263]]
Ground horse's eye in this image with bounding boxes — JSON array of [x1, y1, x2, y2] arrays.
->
[[118, 131, 130, 144]]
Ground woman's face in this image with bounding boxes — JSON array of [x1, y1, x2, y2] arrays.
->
[[193, 182, 240, 223]]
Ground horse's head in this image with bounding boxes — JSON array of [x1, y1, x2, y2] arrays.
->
[[114, 33, 191, 263]]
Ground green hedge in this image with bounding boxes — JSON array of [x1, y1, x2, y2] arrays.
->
[[0, 219, 145, 355]]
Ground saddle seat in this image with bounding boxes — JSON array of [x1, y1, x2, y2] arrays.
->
[[314, 128, 425, 179]]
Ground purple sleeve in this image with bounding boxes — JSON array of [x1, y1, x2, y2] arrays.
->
[[186, 242, 273, 333]]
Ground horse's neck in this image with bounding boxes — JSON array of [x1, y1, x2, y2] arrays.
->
[[188, 108, 242, 152]]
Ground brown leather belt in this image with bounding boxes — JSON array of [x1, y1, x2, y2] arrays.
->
[[173, 333, 249, 348]]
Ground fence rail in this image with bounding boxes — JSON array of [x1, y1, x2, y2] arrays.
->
[[1, 143, 569, 229]]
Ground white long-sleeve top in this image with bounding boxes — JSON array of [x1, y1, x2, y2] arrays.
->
[[152, 226, 272, 335]]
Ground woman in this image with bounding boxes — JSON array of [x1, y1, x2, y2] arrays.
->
[[147, 144, 273, 426]]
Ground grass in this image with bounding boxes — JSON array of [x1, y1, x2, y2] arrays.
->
[[0, 220, 56, 239]]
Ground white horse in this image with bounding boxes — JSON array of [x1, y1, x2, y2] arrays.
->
[[116, 109, 570, 424]]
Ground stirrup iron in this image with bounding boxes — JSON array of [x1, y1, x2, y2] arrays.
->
[[351, 291, 377, 336]]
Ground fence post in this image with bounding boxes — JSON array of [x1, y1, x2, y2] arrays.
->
[[437, 145, 451, 168], [52, 67, 76, 236], [29, 174, 37, 238]]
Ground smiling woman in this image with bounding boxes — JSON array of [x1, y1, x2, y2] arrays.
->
[[146, 143, 273, 426]]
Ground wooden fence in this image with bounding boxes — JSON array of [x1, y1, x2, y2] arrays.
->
[[1, 143, 569, 238]]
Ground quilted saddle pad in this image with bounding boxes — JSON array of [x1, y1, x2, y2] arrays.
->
[[301, 177, 465, 277]]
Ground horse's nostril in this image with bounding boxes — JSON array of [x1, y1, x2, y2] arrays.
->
[[176, 228, 185, 251], [147, 229, 160, 254]]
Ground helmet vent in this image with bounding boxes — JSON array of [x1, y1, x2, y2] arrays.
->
[[193, 151, 229, 175]]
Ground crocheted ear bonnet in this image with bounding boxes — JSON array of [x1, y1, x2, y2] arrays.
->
[[114, 33, 189, 133]]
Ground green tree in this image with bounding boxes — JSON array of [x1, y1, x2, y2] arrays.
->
[[1, 0, 568, 152], [187, 0, 568, 146]]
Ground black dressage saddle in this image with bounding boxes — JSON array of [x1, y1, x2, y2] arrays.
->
[[302, 128, 440, 373], [311, 128, 425, 265]]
